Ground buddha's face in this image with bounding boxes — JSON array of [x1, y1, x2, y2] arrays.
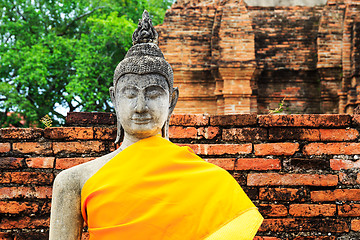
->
[[110, 73, 177, 140]]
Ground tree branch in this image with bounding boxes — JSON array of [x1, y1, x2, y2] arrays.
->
[[57, 6, 107, 36], [68, 101, 75, 112], [96, 49, 117, 82], [52, 109, 66, 118], [4, 34, 13, 45], [15, 6, 35, 34]]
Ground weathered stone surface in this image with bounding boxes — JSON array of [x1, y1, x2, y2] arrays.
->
[[244, 0, 327, 6], [0, 128, 42, 140], [66, 112, 115, 125], [210, 114, 257, 126], [258, 114, 351, 127]]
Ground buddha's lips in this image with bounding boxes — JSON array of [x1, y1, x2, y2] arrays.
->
[[131, 117, 152, 124]]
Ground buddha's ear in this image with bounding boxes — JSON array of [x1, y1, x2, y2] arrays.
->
[[109, 86, 123, 144], [109, 86, 116, 107], [169, 87, 179, 115]]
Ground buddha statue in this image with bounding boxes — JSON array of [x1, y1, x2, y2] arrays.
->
[[49, 10, 263, 240]]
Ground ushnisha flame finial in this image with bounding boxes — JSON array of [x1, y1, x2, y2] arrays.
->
[[132, 10, 159, 45], [113, 9, 172, 89]]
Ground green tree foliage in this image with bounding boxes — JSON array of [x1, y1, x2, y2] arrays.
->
[[0, 0, 173, 127]]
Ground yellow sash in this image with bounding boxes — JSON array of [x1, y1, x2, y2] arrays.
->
[[81, 135, 263, 239]]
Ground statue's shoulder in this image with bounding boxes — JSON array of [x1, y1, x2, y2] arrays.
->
[[53, 150, 120, 192]]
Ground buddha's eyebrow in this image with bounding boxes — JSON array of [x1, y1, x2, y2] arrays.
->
[[144, 84, 167, 91], [120, 84, 167, 92], [121, 85, 137, 89]]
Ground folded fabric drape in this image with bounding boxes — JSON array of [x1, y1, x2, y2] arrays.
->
[[81, 135, 263, 239]]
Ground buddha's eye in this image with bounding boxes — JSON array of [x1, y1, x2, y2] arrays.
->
[[122, 87, 138, 99], [146, 89, 162, 99], [146, 86, 166, 99]]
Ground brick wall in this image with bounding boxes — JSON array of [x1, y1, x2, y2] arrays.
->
[[1, 112, 360, 239], [157, 0, 360, 115]]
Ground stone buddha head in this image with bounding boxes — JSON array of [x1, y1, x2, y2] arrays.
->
[[109, 10, 179, 144]]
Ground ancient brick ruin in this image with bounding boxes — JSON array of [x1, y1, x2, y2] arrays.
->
[[1, 112, 360, 239], [157, 0, 360, 115]]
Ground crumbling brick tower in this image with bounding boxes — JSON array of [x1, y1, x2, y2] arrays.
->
[[157, 0, 360, 114]]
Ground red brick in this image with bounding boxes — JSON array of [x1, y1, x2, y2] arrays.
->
[[198, 127, 220, 139], [205, 158, 234, 170], [248, 173, 338, 186], [258, 114, 351, 127], [169, 126, 220, 139], [0, 158, 23, 169], [55, 157, 95, 169], [259, 204, 287, 217], [14, 232, 48, 240], [0, 128, 42, 139], [44, 127, 93, 140], [169, 126, 197, 139], [319, 128, 359, 141], [222, 128, 267, 142], [338, 172, 360, 185], [66, 112, 115, 125], [94, 126, 116, 140], [259, 188, 308, 202], [289, 204, 336, 217], [0, 143, 10, 153], [254, 143, 299, 156], [311, 189, 360, 202], [210, 114, 257, 126], [0, 172, 53, 184], [109, 142, 120, 152], [0, 232, 12, 240], [352, 219, 360, 231], [293, 237, 335, 240], [338, 204, 360, 217], [330, 159, 360, 170], [287, 158, 330, 171], [253, 237, 280, 240], [0, 187, 52, 199], [25, 157, 54, 168], [13, 142, 52, 155], [268, 128, 320, 141], [352, 115, 360, 126], [209, 143, 251, 155], [235, 158, 281, 170], [304, 142, 360, 155], [53, 141, 105, 154], [39, 201, 51, 214], [0, 201, 39, 214], [0, 216, 49, 229], [170, 114, 209, 126], [259, 218, 349, 232]]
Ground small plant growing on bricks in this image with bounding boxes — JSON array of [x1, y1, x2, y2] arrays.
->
[[40, 115, 53, 128], [268, 97, 286, 115]]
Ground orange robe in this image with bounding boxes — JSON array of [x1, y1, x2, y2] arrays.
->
[[81, 135, 263, 239]]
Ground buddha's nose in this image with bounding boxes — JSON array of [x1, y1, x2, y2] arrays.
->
[[134, 94, 148, 113]]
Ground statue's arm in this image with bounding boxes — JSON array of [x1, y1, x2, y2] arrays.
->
[[49, 170, 84, 240]]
